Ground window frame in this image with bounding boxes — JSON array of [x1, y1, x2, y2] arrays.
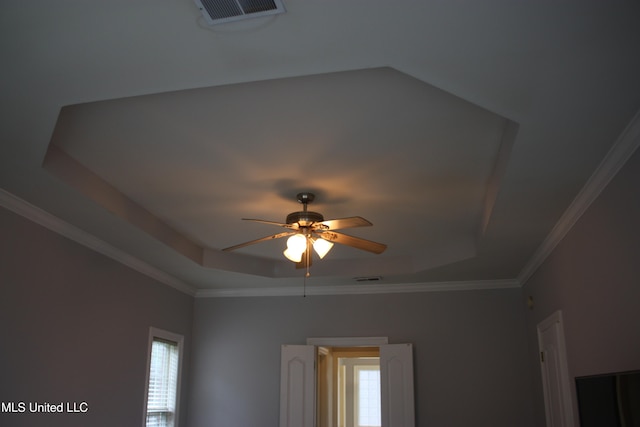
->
[[142, 327, 184, 427]]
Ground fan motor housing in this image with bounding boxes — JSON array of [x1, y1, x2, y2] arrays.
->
[[286, 211, 324, 226]]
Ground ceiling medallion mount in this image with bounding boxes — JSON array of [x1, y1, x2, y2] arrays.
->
[[222, 191, 387, 269], [296, 192, 314, 204]]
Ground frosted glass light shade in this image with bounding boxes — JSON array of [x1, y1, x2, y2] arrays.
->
[[283, 248, 303, 262], [284, 234, 307, 262], [287, 234, 307, 252], [313, 238, 334, 259]]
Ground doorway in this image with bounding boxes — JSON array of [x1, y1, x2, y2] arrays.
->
[[317, 346, 381, 427], [279, 339, 414, 427]]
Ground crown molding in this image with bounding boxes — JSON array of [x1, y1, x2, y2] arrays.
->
[[518, 110, 640, 285], [194, 278, 520, 298], [0, 189, 197, 296]]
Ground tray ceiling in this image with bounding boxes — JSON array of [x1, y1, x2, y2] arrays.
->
[[1, 0, 639, 295]]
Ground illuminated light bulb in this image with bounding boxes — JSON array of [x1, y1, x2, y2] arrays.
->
[[283, 234, 307, 262], [312, 238, 334, 259], [283, 248, 303, 263], [287, 234, 307, 252]]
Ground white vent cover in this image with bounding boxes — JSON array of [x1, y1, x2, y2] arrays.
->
[[194, 0, 286, 25]]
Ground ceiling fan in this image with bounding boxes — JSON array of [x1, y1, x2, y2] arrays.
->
[[222, 192, 387, 267]]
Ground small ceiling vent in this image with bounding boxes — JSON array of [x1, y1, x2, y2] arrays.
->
[[194, 0, 286, 25], [354, 276, 382, 282]]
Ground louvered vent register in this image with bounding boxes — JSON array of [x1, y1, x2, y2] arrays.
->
[[194, 0, 286, 25]]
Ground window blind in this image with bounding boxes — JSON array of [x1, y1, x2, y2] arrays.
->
[[146, 338, 179, 427]]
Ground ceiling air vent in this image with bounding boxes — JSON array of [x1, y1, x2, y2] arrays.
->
[[194, 0, 286, 25], [354, 276, 382, 282]]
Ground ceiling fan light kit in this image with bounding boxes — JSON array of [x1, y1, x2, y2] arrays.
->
[[223, 192, 386, 269]]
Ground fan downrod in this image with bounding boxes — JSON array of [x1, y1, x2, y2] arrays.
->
[[287, 192, 323, 226]]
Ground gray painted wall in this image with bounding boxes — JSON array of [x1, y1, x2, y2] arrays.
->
[[523, 147, 640, 426], [0, 208, 194, 427], [7, 147, 636, 427], [188, 289, 534, 427]]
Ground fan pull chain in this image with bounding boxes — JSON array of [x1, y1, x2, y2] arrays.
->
[[303, 248, 311, 297]]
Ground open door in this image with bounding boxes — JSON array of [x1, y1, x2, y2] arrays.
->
[[280, 345, 316, 427], [537, 311, 575, 427], [380, 344, 415, 427]]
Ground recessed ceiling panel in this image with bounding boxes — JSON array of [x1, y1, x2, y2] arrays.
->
[[46, 67, 514, 278]]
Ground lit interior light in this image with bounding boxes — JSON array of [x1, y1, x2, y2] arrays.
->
[[283, 234, 307, 262], [283, 248, 303, 262], [312, 238, 334, 259]]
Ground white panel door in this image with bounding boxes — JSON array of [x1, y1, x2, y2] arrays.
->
[[380, 344, 415, 427], [537, 311, 575, 427], [280, 344, 316, 427]]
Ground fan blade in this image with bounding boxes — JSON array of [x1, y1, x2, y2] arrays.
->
[[222, 231, 295, 251], [317, 216, 372, 230], [242, 218, 298, 230], [316, 230, 387, 254]]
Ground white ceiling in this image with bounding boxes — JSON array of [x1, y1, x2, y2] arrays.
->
[[2, 1, 640, 296]]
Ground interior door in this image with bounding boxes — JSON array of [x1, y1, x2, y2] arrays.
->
[[280, 345, 316, 427], [537, 311, 575, 427], [380, 344, 415, 427]]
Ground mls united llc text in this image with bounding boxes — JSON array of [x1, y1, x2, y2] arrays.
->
[[2, 401, 89, 413]]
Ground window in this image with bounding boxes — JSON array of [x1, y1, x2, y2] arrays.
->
[[355, 365, 381, 427], [143, 328, 183, 427]]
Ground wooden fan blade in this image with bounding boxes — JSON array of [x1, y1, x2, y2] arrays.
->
[[222, 231, 295, 251], [317, 216, 372, 230], [316, 230, 387, 254], [242, 218, 298, 229]]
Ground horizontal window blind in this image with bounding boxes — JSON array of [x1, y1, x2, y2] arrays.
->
[[146, 338, 179, 427]]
